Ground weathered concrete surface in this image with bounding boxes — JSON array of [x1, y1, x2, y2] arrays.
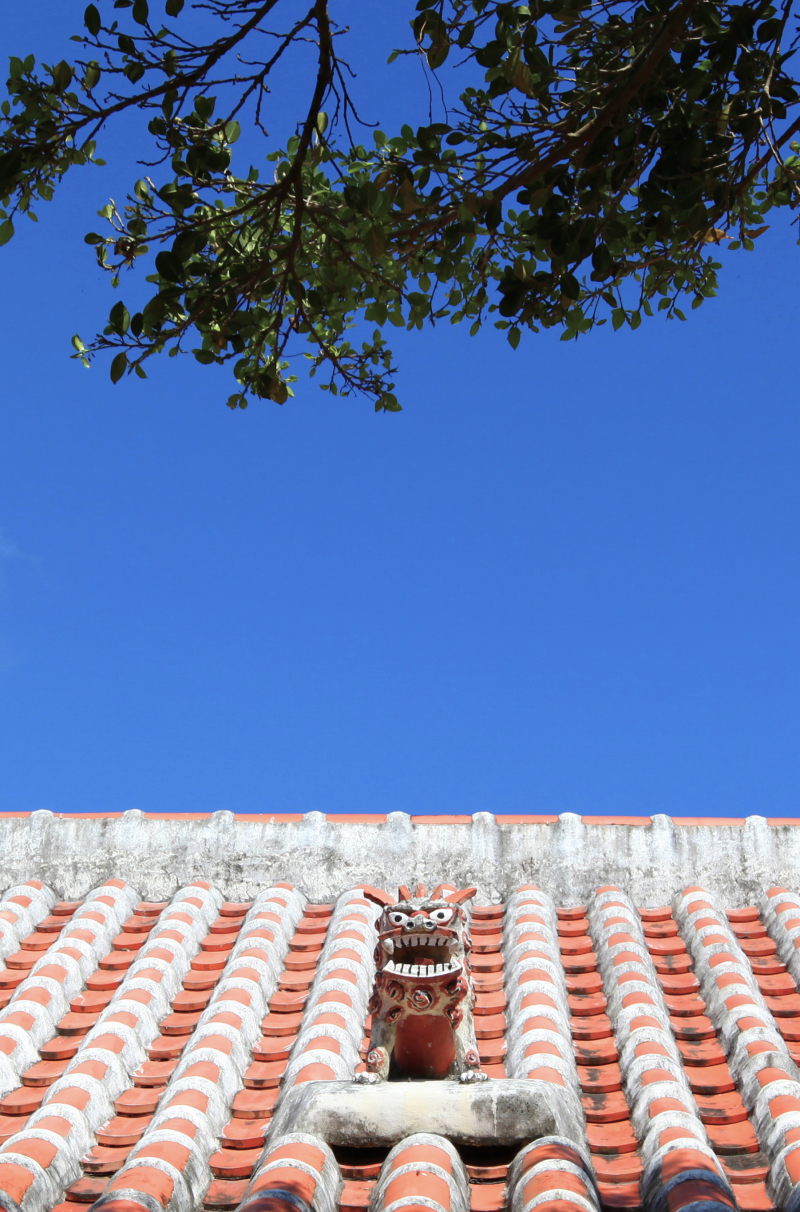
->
[[0, 811, 796, 906], [268, 1079, 584, 1148]]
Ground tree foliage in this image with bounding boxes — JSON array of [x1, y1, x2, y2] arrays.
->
[[1, 0, 799, 410]]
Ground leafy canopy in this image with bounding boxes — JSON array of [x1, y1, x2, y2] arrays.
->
[[1, 0, 799, 410]]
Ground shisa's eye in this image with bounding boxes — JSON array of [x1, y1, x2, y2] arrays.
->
[[429, 907, 455, 924], [389, 911, 409, 927]]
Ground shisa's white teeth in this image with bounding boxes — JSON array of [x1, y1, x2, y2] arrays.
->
[[385, 960, 460, 978]]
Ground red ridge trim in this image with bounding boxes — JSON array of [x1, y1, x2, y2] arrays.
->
[[581, 816, 652, 825], [409, 816, 473, 824], [324, 815, 387, 824], [495, 815, 560, 824], [233, 814, 305, 822]]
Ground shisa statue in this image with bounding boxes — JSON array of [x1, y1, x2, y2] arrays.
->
[[358, 883, 488, 1083]]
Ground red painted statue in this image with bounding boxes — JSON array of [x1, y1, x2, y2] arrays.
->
[[357, 883, 489, 1083]]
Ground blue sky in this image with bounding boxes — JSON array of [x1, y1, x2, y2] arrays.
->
[[0, 4, 798, 816]]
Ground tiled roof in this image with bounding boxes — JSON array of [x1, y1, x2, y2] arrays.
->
[[0, 875, 798, 1212]]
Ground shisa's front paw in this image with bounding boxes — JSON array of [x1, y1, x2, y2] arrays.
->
[[459, 1070, 488, 1083]]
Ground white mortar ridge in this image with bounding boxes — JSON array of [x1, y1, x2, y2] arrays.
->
[[1, 813, 799, 904]]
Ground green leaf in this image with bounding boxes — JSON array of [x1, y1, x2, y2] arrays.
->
[[0, 150, 22, 200], [109, 300, 131, 334], [110, 351, 128, 383], [757, 17, 782, 40], [363, 225, 386, 257], [52, 61, 73, 91], [508, 326, 521, 350], [629, 310, 641, 330], [165, 0, 184, 14], [155, 250, 184, 281], [270, 378, 289, 404], [427, 40, 450, 69], [195, 94, 215, 120], [84, 4, 102, 35], [591, 244, 612, 276], [132, 0, 149, 24], [224, 121, 241, 144], [611, 308, 626, 331], [84, 61, 101, 88], [71, 334, 86, 353], [0, 219, 14, 246]]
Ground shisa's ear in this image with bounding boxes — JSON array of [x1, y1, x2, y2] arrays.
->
[[359, 885, 395, 908], [398, 885, 413, 902], [444, 886, 478, 905], [415, 883, 428, 898], [430, 884, 456, 900]]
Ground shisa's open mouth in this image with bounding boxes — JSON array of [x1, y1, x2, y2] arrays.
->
[[382, 933, 461, 979]]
